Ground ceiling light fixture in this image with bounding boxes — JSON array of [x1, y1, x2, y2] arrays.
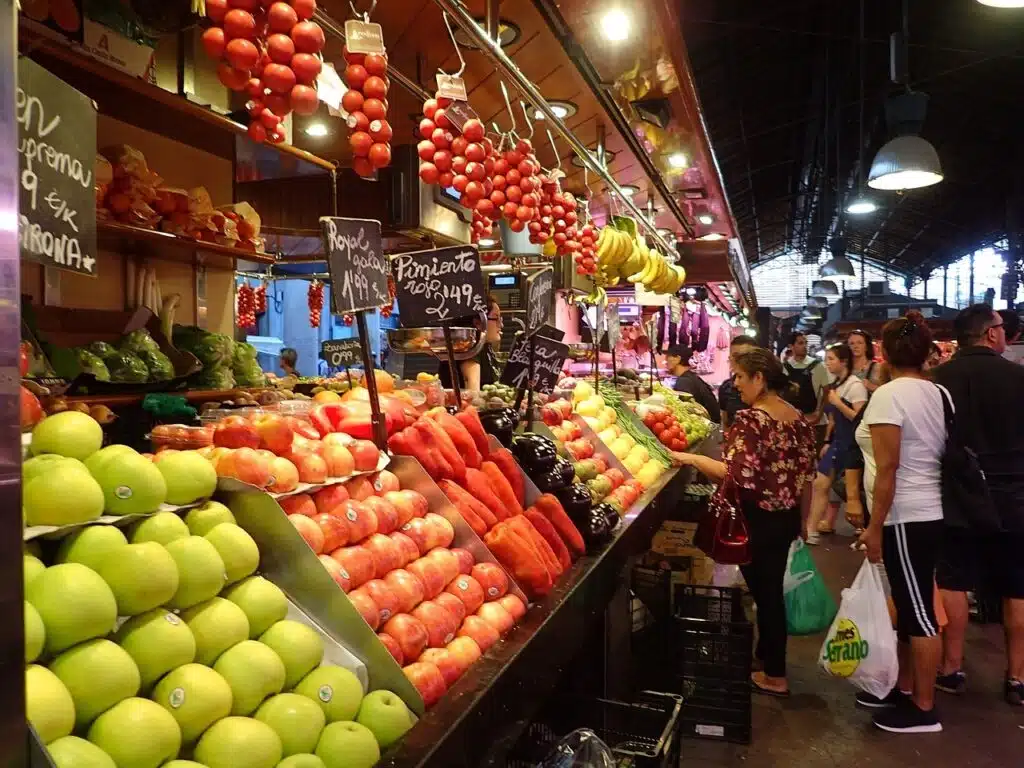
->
[[819, 237, 856, 278], [698, 233, 726, 241], [304, 122, 328, 138], [532, 100, 578, 121], [811, 279, 840, 297], [477, 237, 497, 248], [611, 183, 638, 197], [667, 152, 688, 169], [600, 9, 630, 41], [846, 195, 877, 215], [976, 0, 1024, 6], [570, 148, 617, 169], [697, 213, 714, 226]]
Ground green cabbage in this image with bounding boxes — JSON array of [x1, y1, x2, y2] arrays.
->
[[75, 349, 111, 381], [106, 351, 149, 383], [138, 348, 174, 382], [173, 326, 235, 368], [87, 341, 118, 360], [120, 328, 162, 357], [232, 342, 265, 387], [193, 366, 236, 390]]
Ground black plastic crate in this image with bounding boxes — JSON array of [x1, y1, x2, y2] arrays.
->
[[673, 584, 744, 624], [631, 564, 672, 627], [506, 691, 683, 768]]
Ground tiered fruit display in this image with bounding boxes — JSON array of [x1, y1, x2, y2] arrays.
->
[[200, 0, 326, 144], [343, 47, 393, 178], [649, 384, 716, 443], [592, 223, 686, 296]]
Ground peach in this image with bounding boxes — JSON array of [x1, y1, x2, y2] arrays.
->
[[384, 568, 425, 614], [320, 553, 351, 591], [362, 579, 400, 623], [434, 592, 467, 625], [378, 632, 404, 665], [279, 492, 317, 517], [331, 545, 375, 589], [476, 602, 515, 634], [348, 587, 381, 630], [445, 575, 485, 613], [289, 513, 325, 554], [390, 532, 420, 566], [370, 469, 401, 494], [407, 557, 446, 600], [363, 496, 399, 535], [363, 533, 404, 579], [313, 484, 350, 515], [268, 456, 299, 493], [457, 615, 499, 653], [382, 614, 428, 662], [323, 443, 355, 477]]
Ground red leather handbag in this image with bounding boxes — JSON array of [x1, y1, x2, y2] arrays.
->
[[695, 471, 752, 565]]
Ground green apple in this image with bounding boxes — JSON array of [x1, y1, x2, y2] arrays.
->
[[26, 664, 75, 744], [87, 698, 182, 767], [96, 542, 179, 616], [314, 722, 379, 768], [277, 756, 326, 768], [24, 463, 105, 527], [185, 500, 236, 535], [27, 563, 117, 654], [255, 694, 326, 757], [165, 536, 227, 610], [152, 663, 233, 744], [259, 621, 324, 689], [83, 444, 136, 470], [130, 512, 190, 545], [180, 597, 250, 666], [31, 410, 103, 460], [88, 449, 168, 516], [46, 735, 116, 768], [356, 690, 416, 748], [204, 523, 259, 585], [292, 666, 363, 723], [156, 451, 218, 505], [214, 641, 286, 715], [25, 601, 45, 662], [114, 609, 196, 689], [49, 639, 141, 728], [24, 554, 45, 587], [56, 526, 128, 572], [23, 453, 78, 483], [222, 576, 288, 638], [195, 716, 282, 768], [164, 763, 209, 768]]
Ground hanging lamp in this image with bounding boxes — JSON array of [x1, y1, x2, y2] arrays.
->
[[847, 0, 877, 214], [820, 237, 856, 278], [811, 279, 840, 297]]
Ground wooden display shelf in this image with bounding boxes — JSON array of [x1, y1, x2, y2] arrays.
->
[[19, 20, 336, 173], [98, 221, 277, 268]]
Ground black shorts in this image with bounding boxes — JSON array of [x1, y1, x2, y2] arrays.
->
[[936, 528, 1024, 600], [883, 521, 943, 639]]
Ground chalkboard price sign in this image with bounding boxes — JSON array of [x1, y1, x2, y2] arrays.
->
[[320, 217, 389, 315], [321, 338, 362, 368], [391, 245, 488, 327], [525, 267, 553, 334], [499, 334, 570, 394], [17, 59, 97, 277]]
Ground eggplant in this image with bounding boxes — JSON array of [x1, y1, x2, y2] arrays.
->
[[592, 502, 620, 533], [535, 456, 575, 493], [479, 408, 515, 447], [580, 508, 612, 550], [554, 482, 593, 524], [510, 433, 558, 475]]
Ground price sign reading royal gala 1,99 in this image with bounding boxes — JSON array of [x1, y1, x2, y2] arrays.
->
[[320, 338, 361, 368], [526, 267, 554, 334], [17, 59, 98, 277], [320, 217, 390, 315], [391, 245, 488, 327], [500, 333, 570, 395]]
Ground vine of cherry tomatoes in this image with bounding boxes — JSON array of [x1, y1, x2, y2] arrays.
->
[[343, 47, 392, 177]]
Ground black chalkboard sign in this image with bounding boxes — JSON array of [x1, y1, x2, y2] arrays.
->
[[391, 245, 488, 327], [320, 338, 361, 368], [320, 217, 389, 315], [17, 59, 97, 277], [500, 334, 569, 394], [525, 268, 553, 334]]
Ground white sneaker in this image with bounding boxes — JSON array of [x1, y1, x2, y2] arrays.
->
[[806, 532, 821, 546]]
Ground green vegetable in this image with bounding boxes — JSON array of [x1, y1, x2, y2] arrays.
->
[[75, 349, 111, 381], [193, 366, 236, 390], [138, 348, 174, 382], [172, 326, 234, 368], [87, 341, 118, 359], [598, 383, 672, 467], [106, 351, 149, 383], [120, 328, 162, 357]]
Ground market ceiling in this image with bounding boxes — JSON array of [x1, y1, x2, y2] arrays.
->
[[292, 0, 739, 247], [681, 0, 1024, 278]]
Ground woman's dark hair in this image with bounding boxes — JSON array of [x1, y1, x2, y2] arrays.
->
[[279, 347, 297, 366], [881, 310, 933, 369], [846, 329, 875, 360], [827, 342, 854, 378], [732, 348, 791, 394], [999, 308, 1021, 343]]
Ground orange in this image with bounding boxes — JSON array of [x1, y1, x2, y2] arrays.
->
[[312, 390, 342, 404]]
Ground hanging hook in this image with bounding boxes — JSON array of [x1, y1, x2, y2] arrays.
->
[[349, 0, 376, 22], [498, 81, 519, 138], [519, 101, 535, 139], [545, 128, 561, 172], [439, 12, 467, 78]]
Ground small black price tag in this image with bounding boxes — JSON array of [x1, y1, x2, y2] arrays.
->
[[525, 267, 553, 335], [320, 338, 361, 368], [320, 217, 390, 315], [499, 334, 569, 394], [391, 244, 488, 327]]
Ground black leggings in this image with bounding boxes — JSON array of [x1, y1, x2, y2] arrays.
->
[[739, 506, 802, 678]]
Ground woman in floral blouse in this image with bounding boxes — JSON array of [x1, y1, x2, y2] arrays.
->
[[672, 348, 817, 696]]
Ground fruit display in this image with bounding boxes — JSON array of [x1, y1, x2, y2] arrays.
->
[[26, 505, 414, 768], [634, 389, 714, 447], [591, 219, 686, 298], [473, 382, 519, 409], [200, 0, 326, 145], [343, 46, 393, 178]]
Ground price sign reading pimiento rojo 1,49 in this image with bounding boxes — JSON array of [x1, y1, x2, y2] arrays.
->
[[320, 338, 361, 368], [500, 333, 570, 394], [320, 217, 390, 315], [391, 244, 489, 327]]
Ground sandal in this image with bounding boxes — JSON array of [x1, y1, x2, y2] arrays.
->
[[751, 676, 790, 698]]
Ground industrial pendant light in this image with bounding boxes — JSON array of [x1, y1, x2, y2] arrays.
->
[[807, 295, 829, 308], [811, 279, 840, 297], [802, 306, 824, 320], [977, 0, 1024, 6], [820, 237, 856, 278], [847, 0, 877, 214]]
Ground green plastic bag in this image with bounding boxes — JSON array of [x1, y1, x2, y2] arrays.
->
[[784, 539, 838, 636]]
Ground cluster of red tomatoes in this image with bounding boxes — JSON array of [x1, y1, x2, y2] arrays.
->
[[342, 47, 393, 177], [201, 0, 325, 145], [308, 280, 324, 328], [253, 282, 268, 314], [236, 283, 257, 328], [641, 409, 689, 452], [529, 184, 594, 274]]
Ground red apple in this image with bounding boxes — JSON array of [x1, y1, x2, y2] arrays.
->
[[445, 575, 485, 613], [337, 500, 378, 543], [418, 648, 462, 687], [445, 636, 482, 674], [313, 484, 350, 515], [424, 513, 455, 548], [322, 432, 353, 449], [322, 443, 355, 477], [362, 579, 400, 624], [476, 602, 515, 634], [457, 615, 500, 652], [348, 587, 381, 630], [384, 490, 428, 526], [268, 457, 300, 493], [289, 513, 325, 554], [390, 532, 420, 566], [344, 475, 375, 502], [314, 512, 350, 552], [401, 518, 437, 555], [407, 558, 446, 600], [384, 569, 426, 614], [294, 451, 329, 484], [285, 416, 320, 440], [412, 600, 459, 648], [348, 439, 381, 471], [403, 662, 447, 708], [498, 594, 527, 621], [370, 470, 401, 494], [363, 533, 403, 579], [363, 496, 399, 535], [217, 448, 273, 487], [427, 548, 460, 585], [471, 563, 509, 601], [378, 632, 404, 665], [434, 592, 468, 626], [383, 614, 429, 662], [450, 548, 475, 575], [319, 554, 351, 591], [253, 413, 294, 454], [279, 493, 317, 517], [330, 546, 374, 589], [214, 417, 260, 449]]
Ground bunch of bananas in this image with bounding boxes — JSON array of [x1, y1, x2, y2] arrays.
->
[[593, 225, 686, 295]]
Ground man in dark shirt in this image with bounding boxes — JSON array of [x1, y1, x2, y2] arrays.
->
[[933, 304, 1024, 704], [666, 344, 720, 422], [717, 335, 757, 428]]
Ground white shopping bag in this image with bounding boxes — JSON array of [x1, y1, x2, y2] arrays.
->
[[819, 560, 898, 698]]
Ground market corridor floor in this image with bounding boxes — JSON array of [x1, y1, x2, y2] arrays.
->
[[682, 537, 1024, 767]]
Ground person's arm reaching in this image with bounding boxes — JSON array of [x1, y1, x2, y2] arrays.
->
[[859, 424, 901, 562], [460, 359, 481, 392]]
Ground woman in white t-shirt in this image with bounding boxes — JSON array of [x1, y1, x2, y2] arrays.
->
[[855, 311, 947, 734], [806, 343, 868, 543]]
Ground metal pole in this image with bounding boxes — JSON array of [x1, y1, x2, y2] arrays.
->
[[485, 0, 499, 46], [442, 324, 462, 410], [356, 312, 387, 447], [431, 0, 678, 256]]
